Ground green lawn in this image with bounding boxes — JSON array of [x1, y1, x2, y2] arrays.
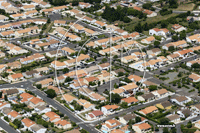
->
[[0, 80, 7, 84]]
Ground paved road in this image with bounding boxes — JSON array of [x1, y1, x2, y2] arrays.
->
[[0, 119, 18, 133]]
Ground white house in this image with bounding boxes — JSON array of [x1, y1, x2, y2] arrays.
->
[[171, 96, 191, 106], [149, 28, 169, 37]]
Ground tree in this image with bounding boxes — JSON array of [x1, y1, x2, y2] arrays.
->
[[154, 41, 160, 47], [47, 18, 51, 23], [180, 31, 186, 40], [177, 72, 183, 77], [42, 12, 45, 17], [101, 58, 107, 63], [0, 91, 2, 98], [161, 20, 168, 28], [123, 16, 131, 23], [135, 117, 141, 123], [65, 77, 73, 82], [120, 102, 128, 108], [160, 118, 170, 125], [45, 89, 57, 98], [4, 95, 8, 101], [149, 85, 157, 91], [110, 93, 121, 104], [163, 127, 169, 133], [168, 46, 175, 52], [135, 23, 143, 33], [63, 68, 69, 73], [171, 128, 176, 133], [172, 35, 179, 41], [36, 84, 42, 89], [118, 72, 124, 77], [187, 121, 192, 128]]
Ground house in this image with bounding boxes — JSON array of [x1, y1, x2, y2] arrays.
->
[[0, 30, 15, 37], [171, 96, 191, 106], [0, 15, 8, 22], [118, 113, 136, 125], [54, 20, 67, 26], [132, 123, 152, 133], [10, 13, 26, 20], [191, 104, 200, 114], [156, 101, 172, 110], [139, 106, 158, 115], [121, 97, 138, 106], [42, 112, 60, 122], [36, 78, 54, 88], [111, 88, 128, 97], [162, 40, 188, 50], [21, 4, 35, 11], [51, 61, 67, 70], [53, 5, 68, 13], [77, 99, 95, 110], [186, 34, 200, 44], [30, 124, 47, 133], [5, 89, 19, 97], [174, 49, 193, 59], [86, 110, 104, 120], [46, 50, 63, 58], [83, 76, 99, 85], [112, 68, 126, 76], [151, 89, 169, 98], [69, 79, 88, 90], [84, 65, 100, 75], [101, 119, 121, 132], [65, 129, 81, 133], [98, 63, 110, 70], [2, 107, 12, 116], [63, 94, 78, 103], [20, 53, 45, 65], [25, 10, 38, 17], [22, 118, 36, 129], [167, 53, 180, 62], [166, 114, 180, 123], [20, 93, 34, 104], [64, 69, 87, 79], [54, 120, 72, 130], [8, 73, 24, 82], [128, 75, 144, 83], [119, 82, 138, 93], [34, 67, 49, 74], [23, 70, 40, 78], [141, 36, 155, 44], [115, 29, 128, 36], [147, 48, 161, 56], [0, 102, 10, 110], [101, 105, 119, 114], [0, 64, 6, 73], [61, 47, 75, 55], [189, 73, 200, 82], [34, 105, 51, 115], [28, 97, 45, 108], [123, 32, 140, 40], [149, 28, 170, 37], [78, 2, 91, 9], [137, 93, 155, 102], [195, 121, 200, 129], [94, 20, 107, 28], [143, 9, 157, 17], [172, 24, 186, 32], [177, 109, 192, 119], [186, 58, 200, 67], [121, 55, 138, 63], [7, 111, 21, 121]]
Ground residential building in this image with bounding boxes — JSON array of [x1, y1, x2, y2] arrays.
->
[[132, 123, 152, 133]]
